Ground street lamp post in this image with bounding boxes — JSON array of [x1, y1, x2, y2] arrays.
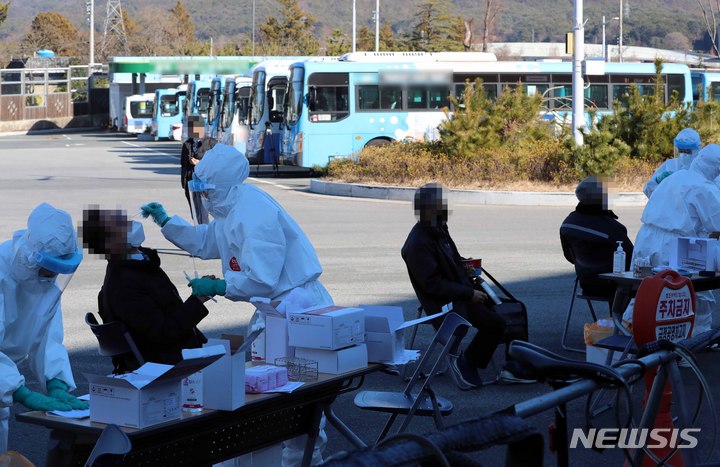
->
[[252, 0, 256, 56], [602, 16, 619, 61], [619, 0, 623, 62], [375, 0, 380, 52], [352, 0, 356, 52], [86, 0, 94, 75]]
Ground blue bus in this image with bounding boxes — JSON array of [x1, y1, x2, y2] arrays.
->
[[280, 55, 693, 168], [151, 88, 187, 140], [182, 79, 212, 140], [218, 76, 253, 152], [691, 70, 720, 103]]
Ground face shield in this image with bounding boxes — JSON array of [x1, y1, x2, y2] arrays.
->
[[30, 248, 82, 289], [674, 128, 702, 168]]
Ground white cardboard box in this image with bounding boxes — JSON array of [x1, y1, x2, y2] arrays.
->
[[85, 352, 223, 428], [202, 336, 250, 411], [287, 305, 364, 350], [295, 344, 368, 374], [586, 345, 621, 366], [250, 298, 295, 364], [360, 304, 451, 363], [670, 237, 717, 272]]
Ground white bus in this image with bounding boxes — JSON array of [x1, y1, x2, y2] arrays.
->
[[122, 93, 155, 134]]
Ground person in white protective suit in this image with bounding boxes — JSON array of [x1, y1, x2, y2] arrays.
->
[[632, 144, 720, 333], [0, 203, 87, 453], [643, 128, 702, 198], [141, 143, 332, 466]]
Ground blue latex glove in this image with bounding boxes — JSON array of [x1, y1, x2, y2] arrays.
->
[[140, 202, 170, 227], [188, 277, 226, 297], [46, 378, 89, 410], [12, 385, 72, 411]]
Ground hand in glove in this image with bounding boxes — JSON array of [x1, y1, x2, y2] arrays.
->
[[46, 378, 89, 410], [188, 277, 226, 297], [12, 385, 72, 412], [140, 202, 170, 227]]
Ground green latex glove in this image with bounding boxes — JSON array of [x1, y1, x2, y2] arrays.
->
[[655, 171, 672, 184], [12, 385, 72, 412], [140, 202, 170, 227], [46, 378, 89, 410], [188, 277, 226, 297]]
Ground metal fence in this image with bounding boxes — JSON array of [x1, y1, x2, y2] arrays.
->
[[0, 64, 106, 122]]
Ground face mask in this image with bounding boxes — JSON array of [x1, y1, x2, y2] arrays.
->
[[127, 221, 145, 248]]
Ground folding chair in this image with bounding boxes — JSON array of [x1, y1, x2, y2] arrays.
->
[[559, 224, 620, 353], [84, 424, 132, 467], [402, 306, 447, 381], [354, 312, 471, 444], [85, 312, 145, 373]]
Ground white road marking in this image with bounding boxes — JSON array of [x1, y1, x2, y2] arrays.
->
[[247, 177, 292, 190], [122, 140, 179, 157]]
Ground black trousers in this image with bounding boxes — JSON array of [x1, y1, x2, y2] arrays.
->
[[450, 302, 507, 369]]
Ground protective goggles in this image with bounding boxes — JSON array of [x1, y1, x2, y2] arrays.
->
[[32, 249, 83, 274], [187, 176, 216, 193]]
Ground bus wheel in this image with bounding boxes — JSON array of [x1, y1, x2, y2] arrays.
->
[[365, 138, 391, 148]]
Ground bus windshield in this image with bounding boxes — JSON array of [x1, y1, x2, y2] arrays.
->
[[196, 89, 211, 115], [160, 95, 179, 117], [250, 70, 266, 125], [130, 100, 153, 119], [221, 81, 236, 129], [285, 67, 305, 125]]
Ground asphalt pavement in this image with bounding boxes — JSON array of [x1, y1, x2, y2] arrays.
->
[[2, 131, 718, 466]]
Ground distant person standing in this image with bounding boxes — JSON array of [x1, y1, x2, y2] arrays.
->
[[180, 116, 215, 224]]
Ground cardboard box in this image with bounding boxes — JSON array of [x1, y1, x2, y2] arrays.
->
[[287, 305, 364, 350], [670, 237, 717, 272], [360, 304, 451, 363], [201, 335, 253, 411], [295, 344, 368, 374], [250, 298, 295, 364], [586, 345, 622, 366], [85, 352, 223, 428]]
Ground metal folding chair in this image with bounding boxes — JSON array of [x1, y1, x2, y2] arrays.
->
[[85, 312, 145, 373], [354, 312, 471, 444], [562, 277, 612, 353], [84, 424, 131, 467]]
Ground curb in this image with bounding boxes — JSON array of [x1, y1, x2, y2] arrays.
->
[[0, 127, 101, 137], [309, 179, 647, 207]]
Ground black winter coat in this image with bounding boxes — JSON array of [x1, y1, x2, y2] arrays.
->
[[99, 247, 208, 373], [401, 222, 476, 318]]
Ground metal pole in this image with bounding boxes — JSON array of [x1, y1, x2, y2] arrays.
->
[[252, 0, 256, 56], [619, 0, 623, 62], [375, 0, 380, 52], [572, 0, 585, 146], [88, 0, 94, 75], [602, 16, 606, 61], [352, 0, 356, 52]]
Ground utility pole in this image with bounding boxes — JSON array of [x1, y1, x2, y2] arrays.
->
[[352, 0, 356, 52], [86, 0, 94, 75], [619, 0, 623, 62], [375, 0, 380, 52], [572, 0, 585, 146], [252, 0, 256, 56]]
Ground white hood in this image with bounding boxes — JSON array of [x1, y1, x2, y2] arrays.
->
[[690, 144, 720, 182], [193, 144, 250, 219]]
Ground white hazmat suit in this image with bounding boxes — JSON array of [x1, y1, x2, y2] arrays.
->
[[158, 144, 332, 466], [643, 128, 702, 198], [0, 203, 80, 452], [632, 144, 720, 333]]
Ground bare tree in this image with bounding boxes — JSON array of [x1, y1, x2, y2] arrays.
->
[[463, 18, 473, 51], [697, 0, 720, 56], [481, 0, 502, 52]]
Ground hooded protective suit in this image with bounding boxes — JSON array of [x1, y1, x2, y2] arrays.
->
[[0, 203, 79, 452], [161, 144, 332, 307], [632, 144, 720, 333], [643, 128, 702, 198]]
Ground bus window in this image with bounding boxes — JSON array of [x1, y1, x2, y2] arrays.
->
[[250, 70, 266, 126], [407, 86, 428, 109], [130, 100, 153, 119], [692, 76, 703, 102], [307, 72, 349, 122], [710, 84, 720, 102], [160, 95, 178, 117], [285, 67, 305, 125], [358, 85, 380, 110], [428, 86, 450, 109], [380, 86, 402, 109], [667, 74, 685, 102], [585, 85, 609, 109], [196, 89, 211, 115]]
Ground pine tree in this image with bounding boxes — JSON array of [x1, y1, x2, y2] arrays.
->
[[0, 1, 9, 28], [356, 25, 373, 51], [326, 28, 350, 56], [410, 0, 465, 52], [257, 0, 319, 55], [22, 12, 82, 57], [166, 0, 197, 56]]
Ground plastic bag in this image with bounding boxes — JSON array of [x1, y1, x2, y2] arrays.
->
[[583, 319, 615, 345]]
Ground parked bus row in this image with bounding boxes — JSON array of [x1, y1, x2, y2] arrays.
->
[[116, 54, 720, 171]]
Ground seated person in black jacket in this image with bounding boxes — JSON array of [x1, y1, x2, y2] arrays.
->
[[401, 183, 534, 390], [80, 208, 210, 373], [560, 177, 633, 299]]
